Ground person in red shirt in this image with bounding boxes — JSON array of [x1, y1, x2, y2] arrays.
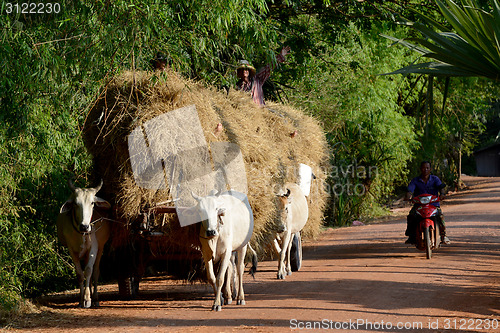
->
[[236, 46, 291, 106]]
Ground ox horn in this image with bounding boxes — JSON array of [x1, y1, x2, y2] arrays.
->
[[209, 189, 220, 197], [93, 179, 104, 193], [68, 178, 77, 191], [191, 191, 202, 202]]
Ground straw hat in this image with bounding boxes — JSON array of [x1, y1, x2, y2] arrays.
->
[[236, 60, 256, 77], [150, 52, 170, 70]]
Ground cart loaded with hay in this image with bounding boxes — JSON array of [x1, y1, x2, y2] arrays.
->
[[83, 69, 329, 297]]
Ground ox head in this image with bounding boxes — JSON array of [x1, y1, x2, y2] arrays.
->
[[192, 191, 225, 239], [276, 188, 292, 233], [60, 179, 111, 233]]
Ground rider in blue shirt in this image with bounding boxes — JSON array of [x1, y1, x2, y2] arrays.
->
[[404, 161, 450, 245], [407, 174, 443, 206]]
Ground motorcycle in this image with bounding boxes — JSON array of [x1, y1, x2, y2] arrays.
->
[[411, 193, 441, 259]]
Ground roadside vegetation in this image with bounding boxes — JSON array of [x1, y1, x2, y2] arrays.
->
[[1, 0, 499, 318]]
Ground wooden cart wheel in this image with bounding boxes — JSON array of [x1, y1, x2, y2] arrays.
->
[[118, 276, 140, 299]]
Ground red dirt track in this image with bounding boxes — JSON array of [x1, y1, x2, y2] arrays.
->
[[4, 176, 500, 332]]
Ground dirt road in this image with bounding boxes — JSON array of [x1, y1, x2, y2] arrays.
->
[[5, 176, 500, 332]]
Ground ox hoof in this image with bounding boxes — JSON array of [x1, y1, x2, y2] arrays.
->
[[82, 301, 92, 308], [224, 298, 232, 305], [277, 273, 285, 280], [212, 305, 222, 312], [92, 301, 100, 308], [287, 271, 292, 276], [237, 300, 245, 306]]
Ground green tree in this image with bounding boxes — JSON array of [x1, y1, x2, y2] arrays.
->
[[282, 21, 419, 225]]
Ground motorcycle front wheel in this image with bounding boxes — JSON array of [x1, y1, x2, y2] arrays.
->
[[424, 227, 432, 259]]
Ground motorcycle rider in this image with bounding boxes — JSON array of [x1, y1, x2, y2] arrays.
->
[[404, 161, 451, 245]]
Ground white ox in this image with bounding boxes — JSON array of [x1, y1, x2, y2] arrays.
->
[[56, 179, 111, 308], [276, 183, 309, 279], [193, 190, 254, 311]]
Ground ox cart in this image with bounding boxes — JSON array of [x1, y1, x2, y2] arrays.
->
[[82, 73, 327, 297]]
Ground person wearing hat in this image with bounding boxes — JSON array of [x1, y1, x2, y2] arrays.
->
[[236, 46, 291, 106], [236, 60, 256, 92], [150, 52, 170, 71]]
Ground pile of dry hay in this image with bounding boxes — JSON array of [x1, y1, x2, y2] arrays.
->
[[83, 69, 330, 259]]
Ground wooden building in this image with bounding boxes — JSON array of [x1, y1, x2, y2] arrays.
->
[[474, 143, 500, 177]]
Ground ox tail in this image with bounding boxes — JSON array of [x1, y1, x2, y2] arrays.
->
[[247, 243, 258, 278]]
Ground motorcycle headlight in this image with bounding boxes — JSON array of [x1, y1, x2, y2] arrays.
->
[[419, 196, 432, 204]]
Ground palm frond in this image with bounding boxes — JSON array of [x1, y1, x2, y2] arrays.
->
[[383, 0, 500, 81], [382, 61, 478, 77]]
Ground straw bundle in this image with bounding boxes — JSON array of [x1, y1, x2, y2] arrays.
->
[[83, 69, 329, 259]]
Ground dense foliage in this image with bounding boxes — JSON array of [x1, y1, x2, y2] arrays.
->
[[1, 0, 498, 317], [279, 22, 419, 224]]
